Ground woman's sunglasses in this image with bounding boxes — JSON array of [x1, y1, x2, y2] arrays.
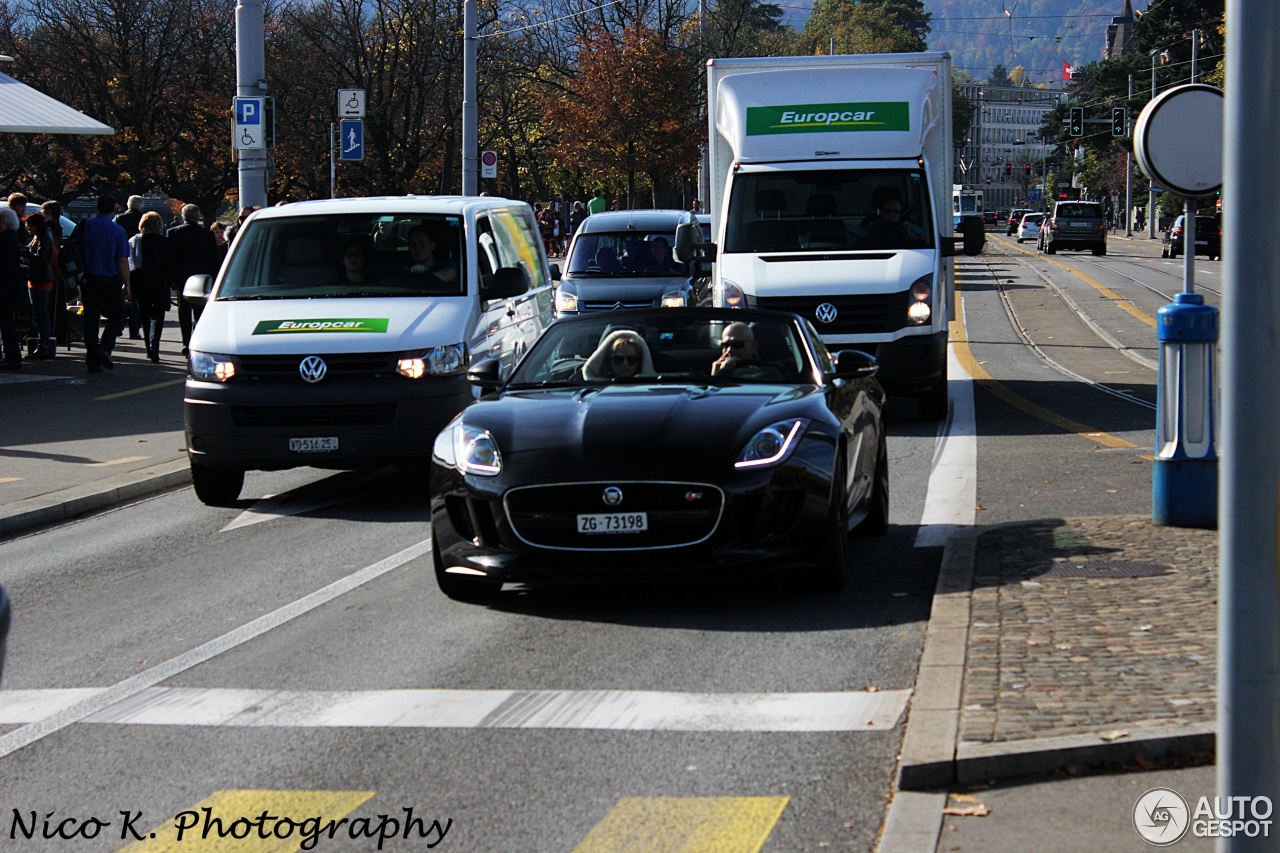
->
[[611, 354, 639, 366]]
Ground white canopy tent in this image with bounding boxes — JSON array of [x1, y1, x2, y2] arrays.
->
[[0, 59, 113, 135]]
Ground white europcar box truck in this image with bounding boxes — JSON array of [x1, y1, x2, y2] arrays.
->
[[697, 52, 984, 419]]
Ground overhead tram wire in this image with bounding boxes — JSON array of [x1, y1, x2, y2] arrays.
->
[[479, 0, 627, 37]]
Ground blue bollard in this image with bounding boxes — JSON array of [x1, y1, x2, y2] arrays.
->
[[1153, 292, 1219, 528]]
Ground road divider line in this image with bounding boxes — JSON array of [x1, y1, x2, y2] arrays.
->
[[915, 339, 977, 549], [0, 686, 911, 732], [96, 378, 185, 401], [86, 456, 152, 468], [572, 797, 789, 853], [0, 539, 433, 760], [115, 790, 375, 853]]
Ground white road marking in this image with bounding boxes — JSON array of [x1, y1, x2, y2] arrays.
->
[[0, 687, 911, 732], [914, 343, 977, 548], [0, 539, 433, 760], [222, 491, 354, 532]]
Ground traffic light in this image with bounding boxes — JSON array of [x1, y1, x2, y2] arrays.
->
[[1024, 163, 1031, 177], [986, 177, 991, 185], [1112, 106, 1127, 137], [1069, 106, 1084, 137], [1005, 163, 1012, 177]]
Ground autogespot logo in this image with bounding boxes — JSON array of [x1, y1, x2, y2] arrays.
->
[[1134, 787, 1190, 846]]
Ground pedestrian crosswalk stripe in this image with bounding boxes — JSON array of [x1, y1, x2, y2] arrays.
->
[[572, 797, 789, 853], [0, 687, 911, 732], [114, 790, 374, 853]]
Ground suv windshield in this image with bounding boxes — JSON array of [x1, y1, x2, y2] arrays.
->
[[218, 213, 466, 299], [567, 232, 685, 277], [725, 168, 934, 253]]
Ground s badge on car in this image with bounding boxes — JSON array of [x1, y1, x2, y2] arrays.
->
[[299, 356, 328, 383], [602, 486, 623, 507], [815, 303, 838, 324]]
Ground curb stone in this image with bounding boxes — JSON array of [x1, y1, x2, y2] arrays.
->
[[0, 459, 191, 538]]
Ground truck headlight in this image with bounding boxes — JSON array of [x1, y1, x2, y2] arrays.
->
[[660, 290, 687, 308], [735, 418, 809, 469], [189, 350, 236, 382], [907, 274, 933, 325], [398, 343, 466, 378], [715, 280, 746, 309], [555, 289, 579, 314]]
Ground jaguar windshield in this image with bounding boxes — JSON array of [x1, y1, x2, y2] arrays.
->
[[217, 213, 466, 299]]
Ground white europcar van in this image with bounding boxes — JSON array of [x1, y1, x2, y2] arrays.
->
[[183, 196, 555, 506]]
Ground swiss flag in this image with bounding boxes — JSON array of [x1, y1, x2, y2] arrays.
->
[[1063, 61, 1075, 82]]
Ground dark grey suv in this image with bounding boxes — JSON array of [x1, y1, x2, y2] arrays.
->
[[1040, 201, 1108, 256]]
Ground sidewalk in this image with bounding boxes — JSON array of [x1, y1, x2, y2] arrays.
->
[[0, 331, 191, 537], [881, 516, 1219, 852]]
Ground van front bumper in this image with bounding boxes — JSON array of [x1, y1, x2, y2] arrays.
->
[[184, 375, 473, 471]]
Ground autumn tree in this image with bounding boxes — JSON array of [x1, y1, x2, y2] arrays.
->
[[547, 25, 700, 207], [802, 0, 929, 55]]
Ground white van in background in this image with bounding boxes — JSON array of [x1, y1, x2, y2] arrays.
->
[[182, 196, 555, 506]]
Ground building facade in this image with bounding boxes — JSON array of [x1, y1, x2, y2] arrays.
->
[[955, 83, 1067, 214]]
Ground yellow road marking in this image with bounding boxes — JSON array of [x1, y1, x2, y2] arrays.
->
[[96, 379, 185, 401], [995, 234, 1155, 328], [86, 456, 152, 468], [572, 796, 789, 853], [0, 477, 23, 484], [115, 789, 374, 853], [952, 290, 1138, 449]]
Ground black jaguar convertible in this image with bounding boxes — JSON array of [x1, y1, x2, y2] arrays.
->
[[429, 307, 889, 600]]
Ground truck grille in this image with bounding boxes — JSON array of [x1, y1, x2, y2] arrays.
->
[[233, 352, 398, 382], [229, 404, 397, 427], [754, 293, 904, 335], [580, 298, 653, 312], [504, 481, 723, 550]]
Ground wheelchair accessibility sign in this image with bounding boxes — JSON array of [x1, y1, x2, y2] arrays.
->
[[233, 97, 265, 150]]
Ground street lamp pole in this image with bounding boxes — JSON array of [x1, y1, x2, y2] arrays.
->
[[1148, 51, 1157, 238]]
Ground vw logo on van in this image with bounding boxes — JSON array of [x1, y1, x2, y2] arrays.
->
[[602, 486, 624, 507], [815, 302, 839, 324], [299, 356, 328, 383]]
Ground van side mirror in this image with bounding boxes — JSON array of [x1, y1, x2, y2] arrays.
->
[[829, 349, 879, 380], [183, 274, 214, 306], [549, 262, 562, 282], [484, 266, 529, 300], [943, 219, 985, 257], [674, 223, 717, 271]]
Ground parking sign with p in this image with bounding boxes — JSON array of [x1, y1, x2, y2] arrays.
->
[[234, 97, 265, 151]]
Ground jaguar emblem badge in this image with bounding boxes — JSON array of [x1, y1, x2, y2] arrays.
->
[[602, 486, 624, 507]]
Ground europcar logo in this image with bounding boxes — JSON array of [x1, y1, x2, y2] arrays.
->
[[746, 102, 910, 136], [253, 318, 389, 335]]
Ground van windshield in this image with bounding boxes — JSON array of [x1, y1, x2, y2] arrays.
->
[[724, 168, 934, 253], [218, 213, 466, 299], [567, 231, 685, 277]]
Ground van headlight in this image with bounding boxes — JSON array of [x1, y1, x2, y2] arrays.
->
[[735, 418, 809, 469], [660, 290, 687, 308], [398, 343, 466, 378], [555, 289, 579, 314], [715, 280, 746, 309], [907, 274, 933, 325], [189, 351, 237, 382]]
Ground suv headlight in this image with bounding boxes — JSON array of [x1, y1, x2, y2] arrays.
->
[[189, 350, 236, 382], [735, 418, 809, 469], [555, 289, 579, 314], [398, 343, 466, 378], [715, 280, 746, 309]]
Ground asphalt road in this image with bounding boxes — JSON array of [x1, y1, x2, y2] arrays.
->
[[0, 233, 1192, 852]]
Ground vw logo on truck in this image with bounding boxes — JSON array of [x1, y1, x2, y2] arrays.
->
[[299, 356, 328, 383], [815, 303, 839, 324]]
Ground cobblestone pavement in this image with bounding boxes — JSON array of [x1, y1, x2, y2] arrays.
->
[[960, 516, 1217, 745]]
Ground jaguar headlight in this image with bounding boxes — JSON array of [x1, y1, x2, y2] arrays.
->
[[398, 343, 466, 378], [660, 290, 687, 308], [452, 424, 502, 476], [735, 418, 809, 469], [189, 350, 236, 382], [555, 289, 579, 314]]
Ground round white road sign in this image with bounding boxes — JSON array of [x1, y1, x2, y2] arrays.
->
[[1134, 84, 1223, 197]]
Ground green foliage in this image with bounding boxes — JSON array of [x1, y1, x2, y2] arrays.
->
[[801, 0, 929, 55]]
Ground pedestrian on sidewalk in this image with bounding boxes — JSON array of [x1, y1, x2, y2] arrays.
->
[[23, 212, 56, 359], [129, 212, 172, 363], [167, 204, 218, 356], [0, 207, 24, 369], [76, 195, 131, 373], [113, 195, 145, 340]]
